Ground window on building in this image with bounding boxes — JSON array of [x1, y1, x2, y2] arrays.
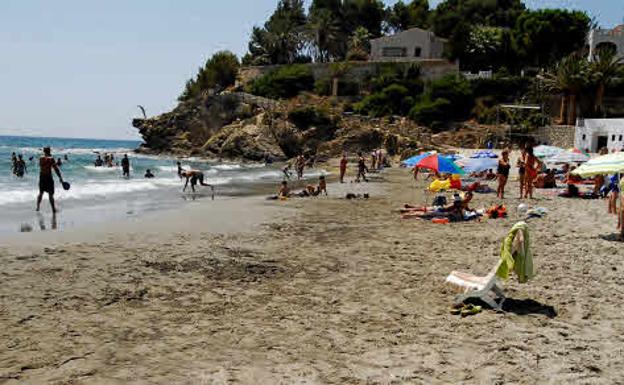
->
[[613, 135, 616, 142], [582, 134, 587, 141], [382, 47, 407, 58], [414, 47, 422, 57], [620, 135, 623, 141]]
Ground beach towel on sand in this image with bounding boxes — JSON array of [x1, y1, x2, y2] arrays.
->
[[496, 221, 535, 283]]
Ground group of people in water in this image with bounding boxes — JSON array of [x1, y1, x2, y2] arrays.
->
[[94, 153, 132, 178]]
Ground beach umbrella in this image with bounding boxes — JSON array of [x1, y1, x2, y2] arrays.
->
[[547, 149, 590, 164], [458, 157, 499, 173], [572, 152, 624, 177], [569, 148, 590, 156], [444, 153, 463, 161], [533, 145, 564, 159], [401, 152, 433, 167], [415, 153, 465, 175], [471, 150, 498, 159]]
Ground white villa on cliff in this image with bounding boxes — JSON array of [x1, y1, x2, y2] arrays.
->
[[575, 118, 624, 153], [369, 27, 447, 61], [588, 25, 624, 60]]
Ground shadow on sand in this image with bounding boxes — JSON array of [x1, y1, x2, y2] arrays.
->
[[502, 298, 557, 318], [599, 233, 623, 243]]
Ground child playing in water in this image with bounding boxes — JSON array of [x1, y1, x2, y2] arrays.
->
[[317, 176, 327, 196]]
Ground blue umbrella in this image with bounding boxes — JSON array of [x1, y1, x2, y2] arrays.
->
[[471, 150, 498, 159], [458, 157, 499, 173]]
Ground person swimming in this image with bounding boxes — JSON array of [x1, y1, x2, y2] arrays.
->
[[144, 169, 155, 179]]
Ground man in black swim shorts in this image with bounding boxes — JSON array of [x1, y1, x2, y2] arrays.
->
[[36, 147, 64, 213], [181, 169, 214, 194]]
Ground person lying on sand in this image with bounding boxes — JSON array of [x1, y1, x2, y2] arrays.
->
[[401, 191, 474, 215], [402, 192, 474, 222], [181, 169, 213, 193]]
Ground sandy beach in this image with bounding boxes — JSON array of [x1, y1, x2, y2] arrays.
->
[[1, 161, 623, 384]]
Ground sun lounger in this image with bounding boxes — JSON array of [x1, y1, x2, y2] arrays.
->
[[445, 223, 528, 310]]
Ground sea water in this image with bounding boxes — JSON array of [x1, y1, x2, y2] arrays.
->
[[0, 135, 327, 234]]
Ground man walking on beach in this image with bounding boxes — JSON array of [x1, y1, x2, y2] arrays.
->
[[36, 147, 64, 213], [121, 154, 130, 178]]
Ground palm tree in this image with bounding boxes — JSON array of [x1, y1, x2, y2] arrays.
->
[[306, 9, 343, 62], [589, 48, 623, 117], [539, 53, 589, 125]]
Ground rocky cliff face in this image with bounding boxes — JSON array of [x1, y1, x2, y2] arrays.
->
[[133, 93, 438, 161]]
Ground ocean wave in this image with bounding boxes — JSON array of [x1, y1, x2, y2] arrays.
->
[[83, 165, 134, 172], [0, 177, 180, 206]]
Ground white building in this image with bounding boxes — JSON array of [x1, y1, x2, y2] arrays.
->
[[588, 25, 624, 60], [575, 118, 624, 153], [369, 27, 447, 61]]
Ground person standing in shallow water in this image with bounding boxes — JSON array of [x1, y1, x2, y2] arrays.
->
[[11, 152, 17, 175], [356, 152, 368, 183], [121, 154, 130, 178], [339, 153, 348, 183], [14, 154, 27, 178], [36, 147, 64, 213]]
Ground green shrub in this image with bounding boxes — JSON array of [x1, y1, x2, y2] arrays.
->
[[428, 75, 473, 120], [314, 78, 361, 96], [355, 84, 415, 117], [179, 51, 240, 101], [288, 106, 332, 130], [409, 98, 452, 128], [472, 97, 498, 124], [247, 64, 314, 99], [470, 77, 531, 100]]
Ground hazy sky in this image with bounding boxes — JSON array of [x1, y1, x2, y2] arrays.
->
[[1, 0, 621, 140]]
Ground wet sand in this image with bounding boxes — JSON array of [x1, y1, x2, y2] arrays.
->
[[1, 163, 623, 384]]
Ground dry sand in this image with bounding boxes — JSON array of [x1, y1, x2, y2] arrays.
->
[[1, 163, 624, 384]]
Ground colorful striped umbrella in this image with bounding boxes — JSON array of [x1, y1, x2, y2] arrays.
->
[[415, 153, 465, 175], [401, 152, 434, 167], [572, 152, 624, 177]]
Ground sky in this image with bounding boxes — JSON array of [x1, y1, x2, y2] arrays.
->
[[0, 0, 621, 140]]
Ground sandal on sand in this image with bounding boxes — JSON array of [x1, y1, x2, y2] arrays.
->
[[460, 304, 483, 317]]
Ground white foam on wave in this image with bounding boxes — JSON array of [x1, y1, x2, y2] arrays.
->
[[83, 165, 134, 172], [0, 177, 180, 206], [212, 164, 242, 171]]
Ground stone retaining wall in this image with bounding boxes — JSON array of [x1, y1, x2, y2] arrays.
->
[[537, 125, 575, 148], [237, 60, 459, 88]]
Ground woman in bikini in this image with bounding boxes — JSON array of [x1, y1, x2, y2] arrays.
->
[[496, 150, 511, 199], [517, 147, 527, 199], [523, 145, 540, 199]]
